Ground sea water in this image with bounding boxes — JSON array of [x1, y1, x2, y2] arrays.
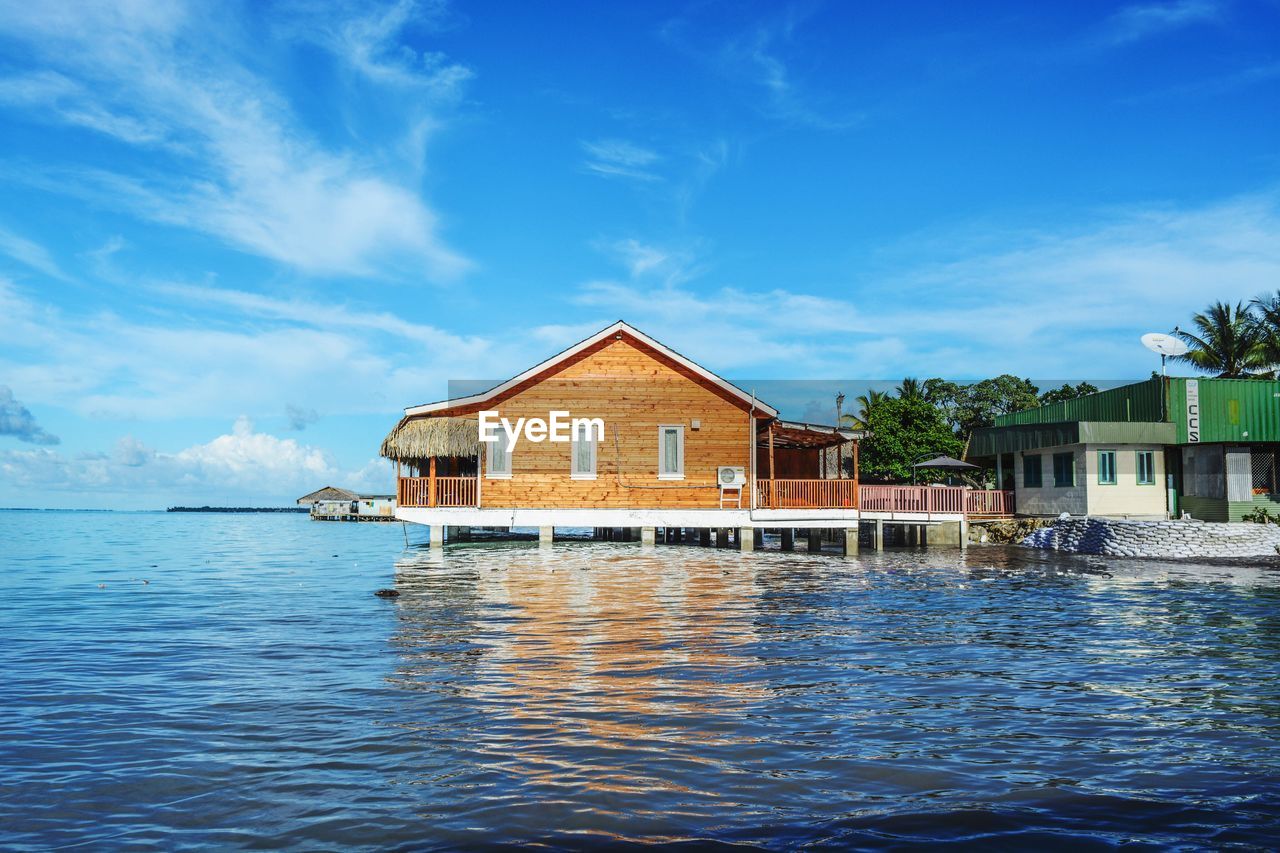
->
[[2, 510, 1278, 848]]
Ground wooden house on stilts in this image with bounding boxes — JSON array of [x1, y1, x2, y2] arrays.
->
[[379, 321, 1010, 550]]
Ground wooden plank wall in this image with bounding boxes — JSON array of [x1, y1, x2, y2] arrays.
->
[[477, 339, 756, 509]]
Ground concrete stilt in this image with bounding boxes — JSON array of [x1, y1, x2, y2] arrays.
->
[[641, 526, 656, 546], [430, 524, 444, 548], [807, 528, 822, 552], [780, 528, 794, 551], [960, 518, 969, 550], [874, 519, 884, 551], [739, 527, 755, 552], [843, 526, 859, 556], [539, 526, 553, 545]]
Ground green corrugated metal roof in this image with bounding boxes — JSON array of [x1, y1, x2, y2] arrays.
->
[[987, 376, 1280, 446], [994, 377, 1166, 427]]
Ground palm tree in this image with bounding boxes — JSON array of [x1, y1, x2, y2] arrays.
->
[[1250, 292, 1280, 370], [1170, 301, 1267, 378], [896, 377, 924, 400], [840, 389, 888, 430]]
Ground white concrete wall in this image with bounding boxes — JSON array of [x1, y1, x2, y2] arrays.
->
[[1084, 444, 1167, 518]]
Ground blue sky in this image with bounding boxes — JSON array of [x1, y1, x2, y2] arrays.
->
[[2, 0, 1279, 508]]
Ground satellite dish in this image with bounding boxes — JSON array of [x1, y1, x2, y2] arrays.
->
[[1141, 333, 1189, 357], [1142, 332, 1188, 376]]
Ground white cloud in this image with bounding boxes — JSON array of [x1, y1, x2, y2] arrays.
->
[[0, 417, 392, 507], [173, 416, 333, 485], [0, 0, 469, 279], [574, 191, 1280, 377], [1100, 0, 1223, 46], [279, 0, 472, 94], [660, 8, 862, 131], [0, 385, 59, 445], [0, 225, 70, 281], [0, 276, 544, 420], [581, 138, 663, 182]]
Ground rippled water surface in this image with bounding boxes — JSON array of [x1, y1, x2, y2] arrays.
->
[[3, 511, 1280, 849]]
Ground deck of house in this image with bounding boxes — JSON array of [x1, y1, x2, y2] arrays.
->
[[396, 475, 1014, 520]]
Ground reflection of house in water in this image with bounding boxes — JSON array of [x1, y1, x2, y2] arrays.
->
[[387, 548, 770, 788]]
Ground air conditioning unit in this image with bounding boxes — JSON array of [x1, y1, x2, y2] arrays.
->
[[717, 466, 746, 488]]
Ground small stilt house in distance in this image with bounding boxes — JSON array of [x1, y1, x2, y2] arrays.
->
[[297, 486, 396, 521]]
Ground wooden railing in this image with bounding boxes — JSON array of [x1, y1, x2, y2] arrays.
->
[[964, 489, 1014, 517], [859, 485, 1013, 517], [756, 479, 858, 509], [397, 476, 478, 508]]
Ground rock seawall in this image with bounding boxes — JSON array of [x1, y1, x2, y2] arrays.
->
[[1020, 517, 1280, 558]]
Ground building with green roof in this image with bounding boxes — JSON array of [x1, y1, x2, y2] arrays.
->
[[970, 377, 1280, 522]]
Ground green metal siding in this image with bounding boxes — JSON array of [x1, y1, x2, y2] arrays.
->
[[994, 378, 1166, 427], [970, 421, 1175, 457], [1167, 377, 1280, 444], [993, 376, 1280, 444]]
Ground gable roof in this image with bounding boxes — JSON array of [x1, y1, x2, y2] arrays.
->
[[404, 320, 779, 417], [297, 486, 359, 504]]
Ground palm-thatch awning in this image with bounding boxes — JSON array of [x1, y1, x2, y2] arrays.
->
[[380, 416, 479, 461]]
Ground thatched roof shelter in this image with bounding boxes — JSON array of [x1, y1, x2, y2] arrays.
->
[[380, 416, 479, 461]]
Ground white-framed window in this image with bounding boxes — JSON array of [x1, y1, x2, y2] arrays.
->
[[571, 420, 597, 479], [657, 424, 684, 479], [487, 424, 512, 479]]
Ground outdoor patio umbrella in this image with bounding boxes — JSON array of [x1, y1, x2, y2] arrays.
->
[[911, 454, 979, 485], [911, 455, 979, 471]]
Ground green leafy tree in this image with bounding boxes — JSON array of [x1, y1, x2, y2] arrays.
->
[[1037, 382, 1100, 406], [922, 378, 964, 433], [860, 396, 964, 483], [1171, 301, 1267, 377], [952, 375, 1040, 440]]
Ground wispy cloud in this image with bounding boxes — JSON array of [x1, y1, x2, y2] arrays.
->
[[278, 0, 472, 94], [0, 225, 71, 281], [1100, 0, 1224, 46], [0, 275, 544, 420], [0, 0, 470, 279], [573, 191, 1280, 377], [0, 385, 59, 445], [661, 6, 862, 131], [581, 138, 663, 182]]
